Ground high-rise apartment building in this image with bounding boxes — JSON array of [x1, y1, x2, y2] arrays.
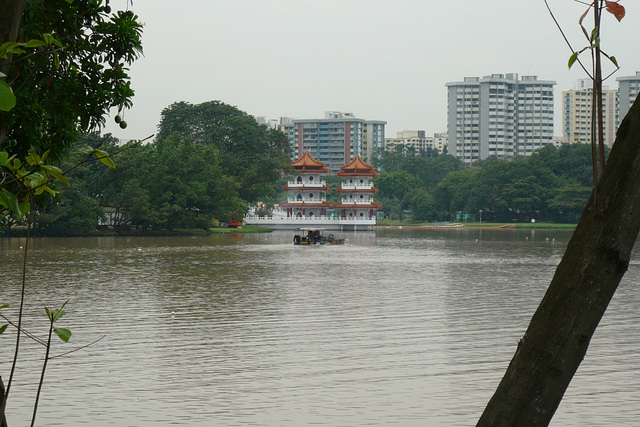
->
[[617, 71, 640, 124], [289, 112, 386, 172], [446, 73, 555, 164], [384, 130, 447, 154], [562, 79, 618, 147]]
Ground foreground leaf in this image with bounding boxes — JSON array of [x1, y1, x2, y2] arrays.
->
[[0, 80, 16, 111], [605, 1, 625, 21], [54, 327, 72, 342]]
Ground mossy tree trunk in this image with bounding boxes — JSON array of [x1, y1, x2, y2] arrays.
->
[[478, 93, 640, 426]]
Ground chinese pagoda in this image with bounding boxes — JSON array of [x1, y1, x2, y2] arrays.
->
[[244, 152, 381, 230], [334, 155, 381, 220], [279, 151, 332, 219]]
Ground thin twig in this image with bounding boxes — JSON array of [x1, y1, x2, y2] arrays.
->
[[0, 314, 47, 346], [544, 0, 593, 78], [49, 335, 106, 359], [5, 210, 32, 398]]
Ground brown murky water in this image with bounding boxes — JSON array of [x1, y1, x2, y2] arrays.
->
[[1, 229, 639, 426]]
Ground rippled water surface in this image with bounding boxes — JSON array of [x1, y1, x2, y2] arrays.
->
[[2, 229, 640, 426]]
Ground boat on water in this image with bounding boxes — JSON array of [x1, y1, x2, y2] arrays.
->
[[293, 228, 345, 245]]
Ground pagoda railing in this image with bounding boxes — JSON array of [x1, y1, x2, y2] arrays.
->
[[340, 183, 374, 190], [286, 197, 328, 204], [286, 180, 327, 187]]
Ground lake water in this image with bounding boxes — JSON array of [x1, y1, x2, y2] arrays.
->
[[1, 229, 640, 426]]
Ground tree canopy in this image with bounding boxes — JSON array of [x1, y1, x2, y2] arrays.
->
[[157, 101, 291, 201], [373, 143, 599, 223]]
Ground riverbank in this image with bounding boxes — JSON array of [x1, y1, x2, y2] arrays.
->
[[1, 225, 273, 238], [374, 220, 577, 230]]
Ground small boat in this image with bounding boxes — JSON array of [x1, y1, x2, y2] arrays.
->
[[326, 233, 345, 245], [293, 228, 345, 245]]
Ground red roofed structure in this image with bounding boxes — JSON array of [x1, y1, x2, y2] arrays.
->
[[334, 156, 381, 220], [280, 151, 333, 218], [244, 153, 382, 230]]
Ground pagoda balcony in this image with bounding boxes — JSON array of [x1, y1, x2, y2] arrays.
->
[[340, 183, 374, 190], [286, 180, 327, 188], [286, 197, 328, 204], [340, 199, 374, 205]]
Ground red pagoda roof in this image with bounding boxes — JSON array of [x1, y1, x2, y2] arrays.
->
[[290, 151, 331, 174], [336, 155, 378, 177]]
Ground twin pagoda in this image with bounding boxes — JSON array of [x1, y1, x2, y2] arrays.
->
[[246, 151, 381, 231]]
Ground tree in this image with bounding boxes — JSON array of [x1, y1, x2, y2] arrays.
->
[[404, 189, 437, 222], [478, 92, 640, 427], [495, 177, 545, 221], [1, 1, 143, 424], [157, 101, 291, 202]]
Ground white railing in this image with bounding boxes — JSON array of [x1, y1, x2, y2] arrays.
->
[[244, 214, 376, 226], [340, 199, 373, 205], [286, 180, 327, 187], [286, 198, 327, 204], [341, 183, 373, 190]]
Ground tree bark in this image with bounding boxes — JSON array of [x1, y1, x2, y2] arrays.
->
[[1, 4, 27, 425], [1, 376, 6, 427], [0, 0, 26, 146], [477, 93, 640, 426]]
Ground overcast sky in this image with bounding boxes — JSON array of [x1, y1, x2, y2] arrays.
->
[[102, 0, 639, 141]]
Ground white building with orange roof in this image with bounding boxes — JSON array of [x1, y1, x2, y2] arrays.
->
[[279, 151, 333, 219], [334, 155, 382, 221], [244, 152, 381, 230]]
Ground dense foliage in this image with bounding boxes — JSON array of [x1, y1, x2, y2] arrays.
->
[[23, 138, 600, 234], [1, 0, 143, 227], [29, 101, 291, 235], [373, 144, 599, 223]]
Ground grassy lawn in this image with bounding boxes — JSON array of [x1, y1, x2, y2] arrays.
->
[[376, 219, 576, 230], [208, 225, 272, 234]]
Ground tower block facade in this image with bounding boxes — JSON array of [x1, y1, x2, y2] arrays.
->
[[280, 151, 332, 218], [335, 155, 381, 220]]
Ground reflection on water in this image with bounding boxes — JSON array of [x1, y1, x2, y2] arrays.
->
[[1, 229, 639, 426]]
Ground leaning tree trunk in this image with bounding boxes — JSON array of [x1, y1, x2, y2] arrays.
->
[[477, 93, 640, 426]]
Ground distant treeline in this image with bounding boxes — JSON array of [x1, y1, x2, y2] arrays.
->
[[370, 144, 600, 223], [3, 100, 599, 235], [7, 101, 291, 236]]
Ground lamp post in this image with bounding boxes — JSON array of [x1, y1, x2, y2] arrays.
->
[[479, 209, 483, 224]]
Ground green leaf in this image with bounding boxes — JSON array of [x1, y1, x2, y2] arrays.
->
[[42, 186, 56, 197], [0, 324, 7, 335], [1, 303, 8, 309], [42, 165, 71, 186], [0, 80, 16, 111], [43, 34, 54, 45], [54, 327, 72, 342], [19, 202, 31, 217], [0, 189, 21, 216], [608, 55, 619, 68], [568, 52, 579, 69], [53, 50, 60, 69], [45, 306, 52, 321], [0, 151, 8, 166], [25, 39, 47, 48], [95, 150, 116, 168], [52, 309, 67, 322]]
